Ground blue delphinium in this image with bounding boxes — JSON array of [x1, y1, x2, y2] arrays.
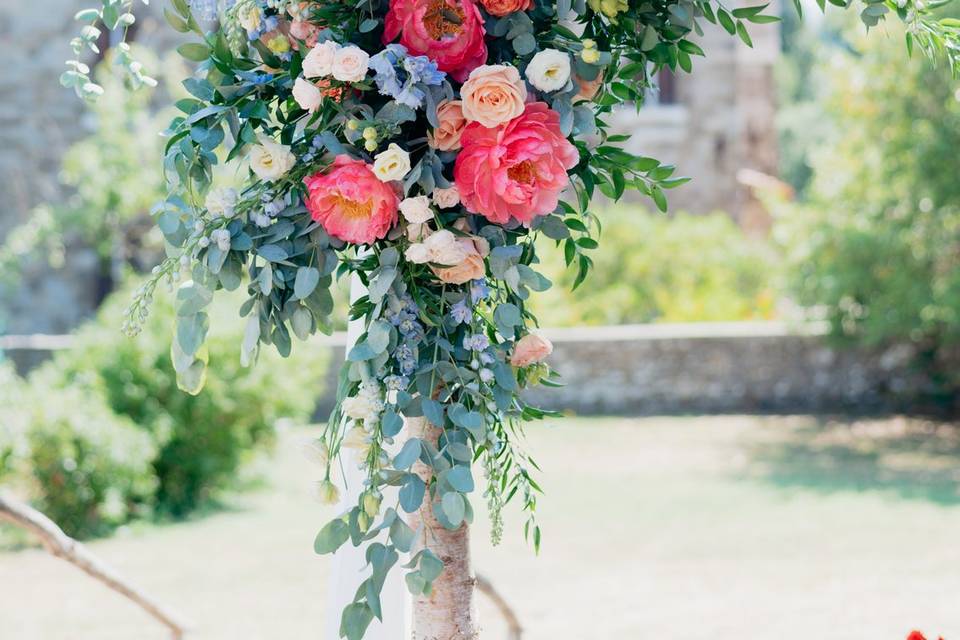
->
[[189, 0, 219, 22], [369, 44, 445, 110], [470, 279, 490, 304], [449, 299, 471, 325]]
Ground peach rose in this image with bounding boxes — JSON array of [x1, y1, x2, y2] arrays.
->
[[433, 237, 487, 284], [479, 0, 532, 16], [460, 64, 527, 128], [510, 333, 553, 367], [428, 100, 467, 151]]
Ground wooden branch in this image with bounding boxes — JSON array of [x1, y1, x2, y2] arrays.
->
[[0, 493, 190, 639], [475, 572, 523, 640]]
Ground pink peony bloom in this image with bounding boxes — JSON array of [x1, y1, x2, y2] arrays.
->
[[510, 333, 553, 366], [383, 0, 487, 82], [454, 102, 579, 225], [304, 156, 399, 244]]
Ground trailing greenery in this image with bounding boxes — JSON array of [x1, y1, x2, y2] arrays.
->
[[533, 208, 777, 326]]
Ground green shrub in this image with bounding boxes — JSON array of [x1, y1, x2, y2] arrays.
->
[[17, 382, 157, 539], [530, 207, 778, 326], [0, 363, 28, 482], [32, 286, 328, 517]]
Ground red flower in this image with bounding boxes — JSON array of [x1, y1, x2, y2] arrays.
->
[[383, 0, 487, 82]]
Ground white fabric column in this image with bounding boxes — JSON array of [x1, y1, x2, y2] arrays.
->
[[324, 272, 410, 640]]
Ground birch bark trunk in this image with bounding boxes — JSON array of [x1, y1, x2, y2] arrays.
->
[[406, 416, 480, 640]]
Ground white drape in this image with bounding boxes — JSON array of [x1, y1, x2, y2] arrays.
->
[[323, 272, 410, 640]]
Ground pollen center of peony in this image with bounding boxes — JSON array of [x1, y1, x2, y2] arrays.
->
[[333, 194, 374, 219], [507, 160, 536, 185], [423, 0, 465, 40]]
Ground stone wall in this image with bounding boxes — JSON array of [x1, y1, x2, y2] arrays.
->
[[308, 322, 934, 418], [4, 322, 938, 415]]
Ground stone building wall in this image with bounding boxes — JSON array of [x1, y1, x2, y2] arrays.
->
[[611, 2, 781, 225], [299, 323, 938, 419]]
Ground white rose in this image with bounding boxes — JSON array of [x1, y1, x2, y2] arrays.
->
[[342, 395, 374, 421], [432, 186, 460, 209], [405, 229, 467, 266], [525, 49, 572, 93], [332, 45, 370, 83], [205, 187, 238, 218], [303, 40, 339, 78], [292, 77, 323, 113], [249, 135, 295, 181], [399, 196, 434, 223], [373, 143, 411, 182]]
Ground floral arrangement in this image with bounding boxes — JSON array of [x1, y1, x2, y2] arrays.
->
[[62, 0, 960, 637]]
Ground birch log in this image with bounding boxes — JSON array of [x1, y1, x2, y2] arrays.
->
[[406, 416, 479, 640]]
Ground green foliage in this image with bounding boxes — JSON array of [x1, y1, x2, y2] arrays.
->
[[31, 286, 328, 517], [532, 208, 778, 326], [10, 378, 157, 539], [776, 23, 960, 390]]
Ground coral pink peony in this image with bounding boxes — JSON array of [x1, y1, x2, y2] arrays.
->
[[383, 0, 487, 82], [304, 156, 399, 244], [454, 102, 579, 225]]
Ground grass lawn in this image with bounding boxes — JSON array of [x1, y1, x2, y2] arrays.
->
[[2, 415, 960, 639]]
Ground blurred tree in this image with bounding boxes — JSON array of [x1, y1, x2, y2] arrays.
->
[[776, 20, 960, 402]]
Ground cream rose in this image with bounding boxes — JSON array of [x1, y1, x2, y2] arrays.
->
[[432, 186, 460, 209], [205, 187, 238, 218], [292, 77, 323, 112], [303, 40, 338, 78], [510, 333, 553, 367], [428, 100, 467, 151], [373, 143, 411, 182], [249, 135, 295, 181], [460, 65, 528, 128], [399, 196, 434, 223], [405, 229, 467, 266], [332, 45, 370, 83], [525, 49, 571, 92]]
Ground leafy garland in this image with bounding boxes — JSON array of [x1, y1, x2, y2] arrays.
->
[[63, 0, 959, 637]]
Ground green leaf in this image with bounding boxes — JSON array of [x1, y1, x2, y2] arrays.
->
[[736, 21, 754, 47], [381, 410, 403, 437], [419, 550, 444, 582], [421, 398, 445, 426], [393, 438, 422, 470], [177, 43, 211, 62], [440, 492, 465, 526], [314, 518, 350, 554], [359, 18, 379, 32], [340, 603, 374, 640], [399, 474, 426, 512], [446, 466, 474, 493], [389, 517, 416, 553], [717, 9, 736, 34], [176, 312, 209, 356], [294, 267, 320, 300]]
